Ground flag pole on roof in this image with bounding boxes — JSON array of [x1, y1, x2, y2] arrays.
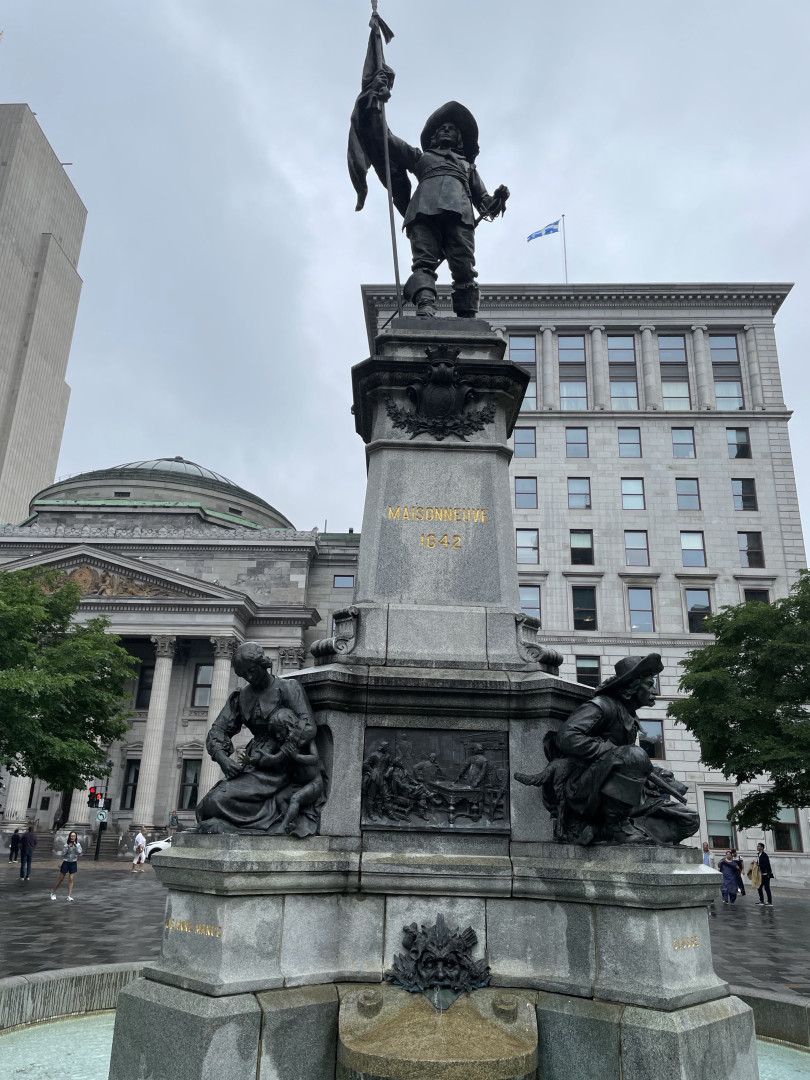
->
[[526, 215, 568, 283]]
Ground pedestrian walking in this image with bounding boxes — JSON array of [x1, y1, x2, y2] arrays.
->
[[731, 848, 746, 896], [8, 828, 21, 862], [19, 824, 37, 880], [755, 843, 774, 905], [701, 841, 711, 867], [50, 831, 82, 901], [719, 850, 739, 904], [132, 828, 147, 872], [169, 810, 179, 833]]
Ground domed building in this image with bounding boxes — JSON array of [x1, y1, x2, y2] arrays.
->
[[0, 457, 358, 845]]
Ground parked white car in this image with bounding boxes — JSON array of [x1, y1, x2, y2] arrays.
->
[[145, 835, 172, 861]]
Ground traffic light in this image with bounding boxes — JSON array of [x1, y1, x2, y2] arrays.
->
[[87, 786, 98, 808]]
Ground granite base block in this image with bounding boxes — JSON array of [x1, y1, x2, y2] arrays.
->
[[592, 902, 728, 1009], [107, 977, 261, 1080], [145, 890, 284, 996], [257, 984, 339, 1080], [535, 992, 623, 1080], [279, 893, 385, 985], [620, 995, 758, 1080], [486, 897, 595, 997]]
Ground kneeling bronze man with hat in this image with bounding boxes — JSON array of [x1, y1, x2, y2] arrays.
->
[[516, 653, 700, 845]]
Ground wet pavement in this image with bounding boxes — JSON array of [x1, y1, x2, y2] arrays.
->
[[1, 859, 808, 996]]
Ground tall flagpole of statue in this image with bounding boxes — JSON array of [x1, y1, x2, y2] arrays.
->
[[348, 2, 510, 320]]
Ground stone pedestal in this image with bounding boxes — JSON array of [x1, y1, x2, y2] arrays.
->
[[108, 318, 759, 1080]]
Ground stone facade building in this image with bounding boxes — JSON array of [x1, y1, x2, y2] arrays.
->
[[1, 281, 807, 883], [0, 457, 358, 842], [362, 282, 809, 881], [0, 104, 86, 525]]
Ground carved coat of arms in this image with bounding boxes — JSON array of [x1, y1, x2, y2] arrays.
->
[[385, 345, 495, 441]]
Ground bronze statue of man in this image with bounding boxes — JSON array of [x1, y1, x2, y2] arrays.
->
[[349, 20, 509, 319], [516, 654, 700, 845]]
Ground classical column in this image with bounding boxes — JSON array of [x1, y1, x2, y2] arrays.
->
[[278, 646, 306, 675], [743, 325, 765, 409], [691, 325, 715, 410], [639, 324, 662, 410], [68, 783, 94, 826], [2, 773, 31, 822], [589, 325, 607, 410], [197, 636, 237, 801], [539, 325, 557, 411], [131, 636, 176, 831]]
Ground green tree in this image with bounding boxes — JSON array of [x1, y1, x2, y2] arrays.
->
[[668, 570, 810, 831], [0, 568, 136, 792]]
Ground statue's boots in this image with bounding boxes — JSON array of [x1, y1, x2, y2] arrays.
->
[[600, 759, 654, 843], [451, 283, 480, 318], [404, 271, 438, 318]]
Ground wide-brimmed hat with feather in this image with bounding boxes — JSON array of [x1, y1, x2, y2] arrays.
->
[[420, 101, 479, 162], [595, 653, 664, 696]]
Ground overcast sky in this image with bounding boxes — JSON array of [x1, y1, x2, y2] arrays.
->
[[2, 0, 809, 539]]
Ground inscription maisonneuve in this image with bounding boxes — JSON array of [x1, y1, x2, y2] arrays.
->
[[387, 506, 490, 523], [165, 918, 222, 937]]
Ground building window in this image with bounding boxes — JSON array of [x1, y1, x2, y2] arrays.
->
[[191, 664, 213, 708], [608, 336, 637, 410], [621, 478, 645, 510], [135, 665, 154, 710], [727, 428, 751, 459], [333, 575, 355, 588], [681, 531, 706, 567], [514, 427, 536, 457], [704, 792, 735, 848], [558, 335, 586, 363], [624, 530, 649, 566], [567, 477, 591, 509], [672, 428, 696, 458], [179, 759, 201, 810], [773, 807, 803, 852], [516, 529, 539, 564], [521, 381, 537, 411], [738, 532, 764, 568], [113, 490, 131, 498], [639, 719, 664, 759], [744, 588, 770, 604], [662, 381, 691, 410], [658, 334, 687, 364], [575, 656, 601, 687], [570, 530, 594, 565], [715, 380, 744, 410], [732, 479, 758, 511], [121, 760, 140, 811], [560, 380, 587, 410], [686, 589, 712, 633], [519, 585, 541, 622], [572, 586, 597, 631], [565, 427, 589, 458], [515, 477, 538, 509], [228, 507, 243, 516], [628, 587, 655, 632], [510, 335, 536, 370], [676, 477, 700, 510], [618, 428, 641, 458], [710, 334, 739, 364], [610, 380, 638, 410]]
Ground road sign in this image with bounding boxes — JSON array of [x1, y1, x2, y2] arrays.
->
[[96, 809, 109, 823]]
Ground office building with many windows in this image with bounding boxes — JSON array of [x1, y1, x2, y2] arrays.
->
[[362, 282, 809, 881]]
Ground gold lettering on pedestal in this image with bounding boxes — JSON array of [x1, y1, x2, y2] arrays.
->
[[387, 505, 489, 524], [165, 918, 222, 938], [672, 935, 699, 950]]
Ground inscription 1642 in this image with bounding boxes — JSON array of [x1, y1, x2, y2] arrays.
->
[[361, 727, 509, 833]]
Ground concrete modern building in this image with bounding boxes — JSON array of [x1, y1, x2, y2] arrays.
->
[[0, 457, 358, 846], [362, 282, 809, 881], [0, 104, 86, 524]]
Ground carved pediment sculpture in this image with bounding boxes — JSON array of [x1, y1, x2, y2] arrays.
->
[[65, 565, 184, 598]]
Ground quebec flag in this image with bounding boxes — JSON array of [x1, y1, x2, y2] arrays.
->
[[527, 220, 560, 242]]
